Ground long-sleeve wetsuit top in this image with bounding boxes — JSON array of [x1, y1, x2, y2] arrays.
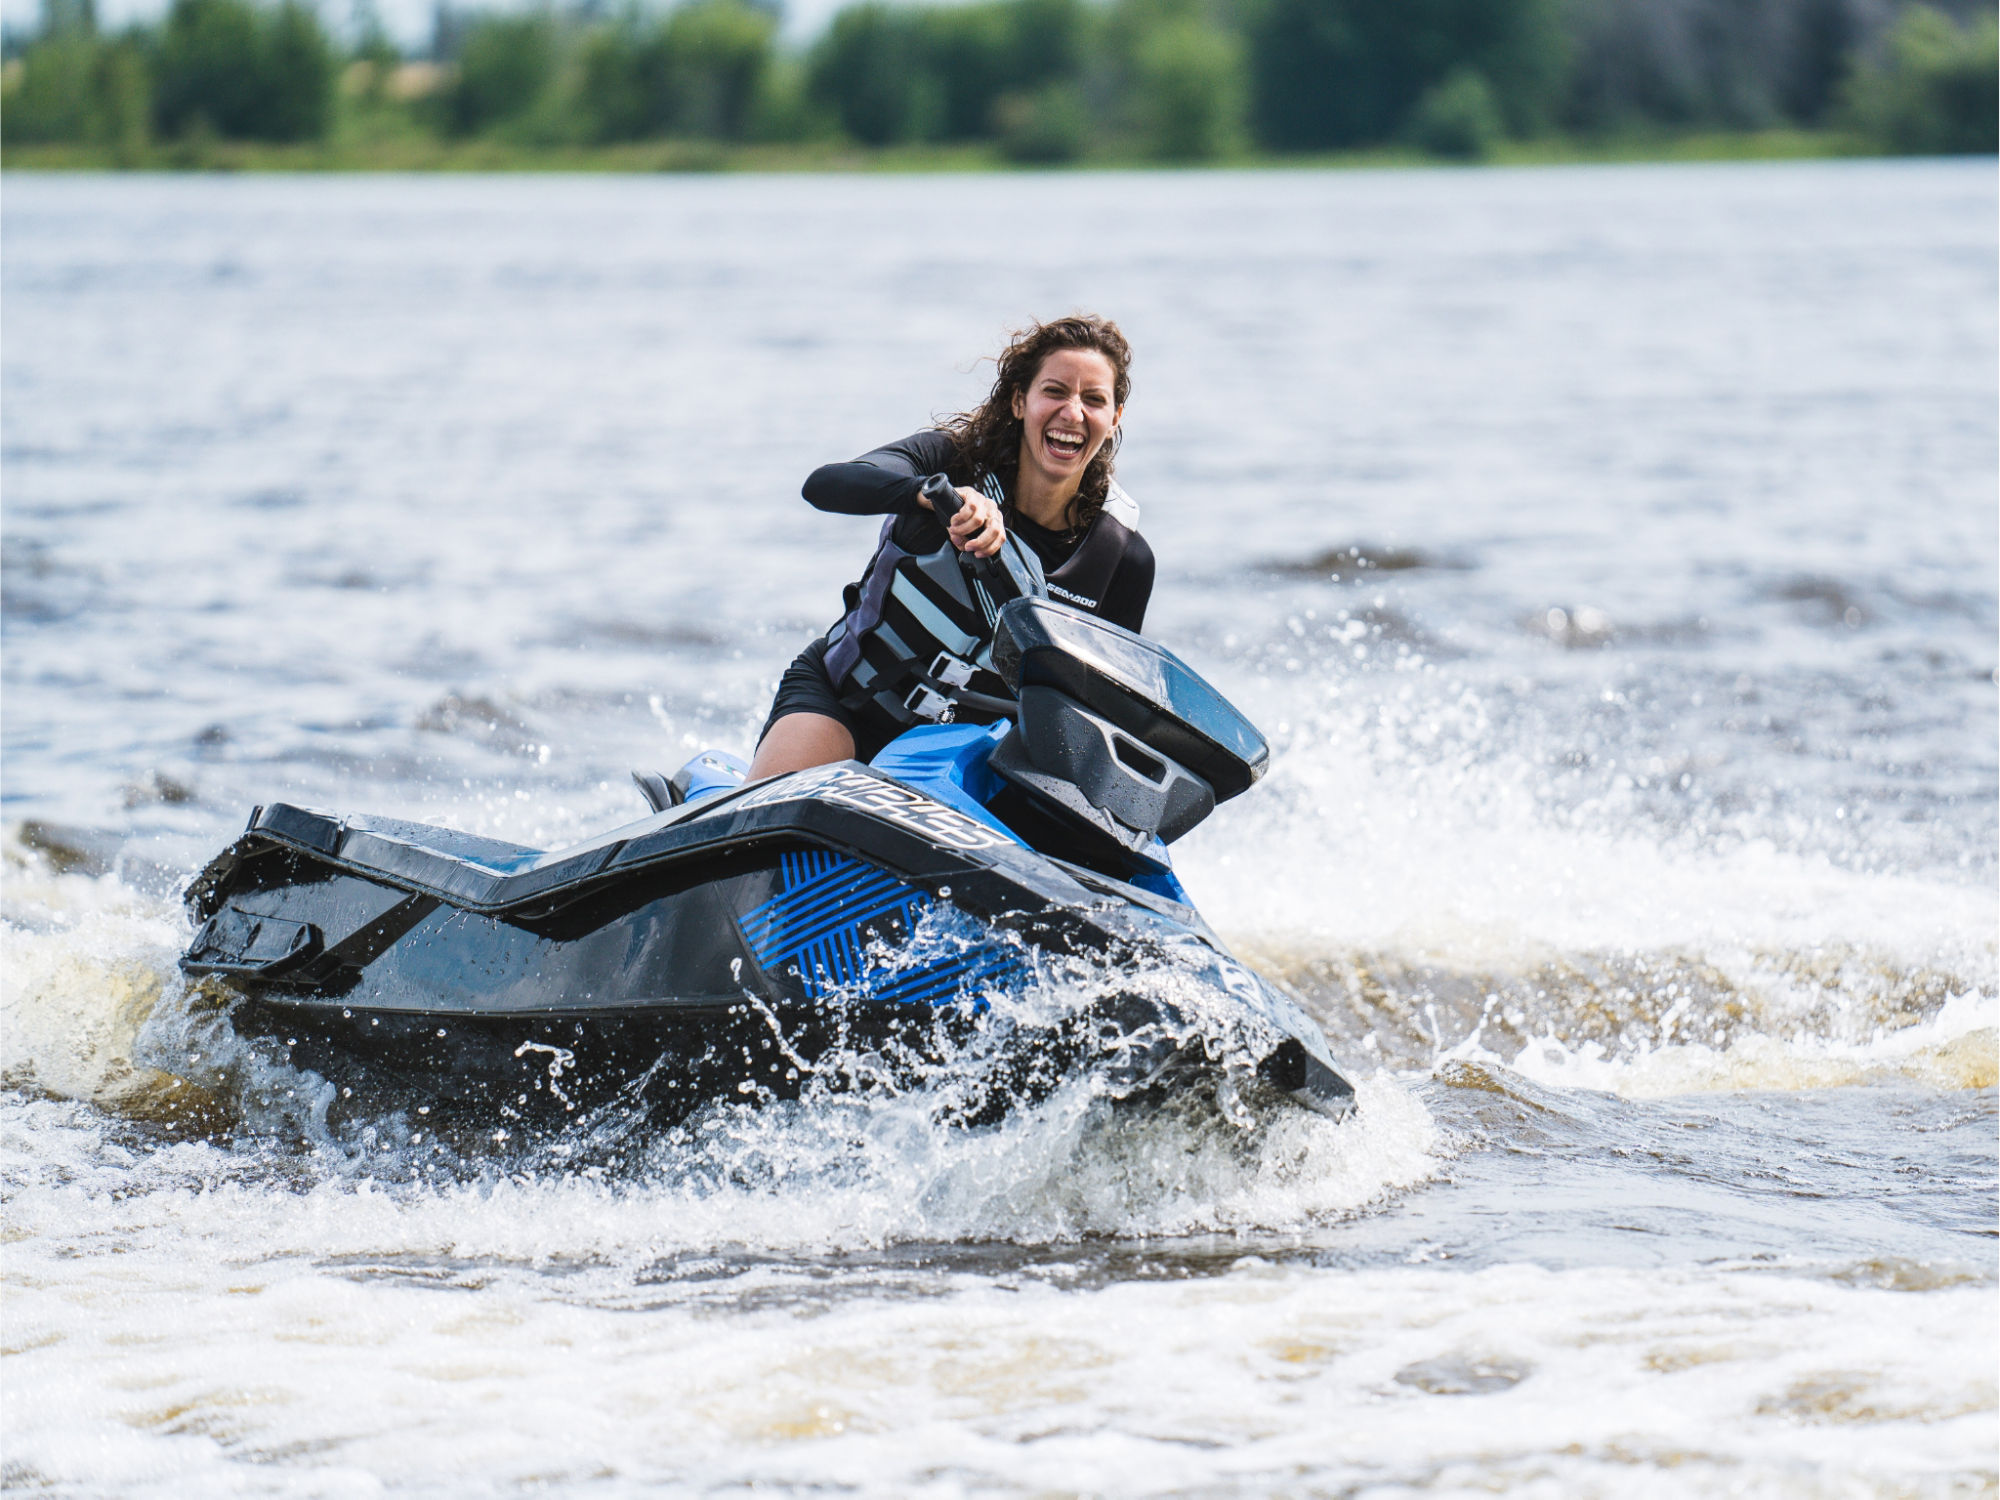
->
[[803, 428, 1156, 634]]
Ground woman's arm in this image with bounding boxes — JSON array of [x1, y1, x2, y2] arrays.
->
[[802, 430, 958, 516], [802, 429, 1004, 557]]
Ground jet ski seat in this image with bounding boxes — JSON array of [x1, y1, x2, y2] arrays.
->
[[207, 745, 757, 918], [216, 803, 646, 913]]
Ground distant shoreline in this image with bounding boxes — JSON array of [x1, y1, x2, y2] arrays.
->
[[0, 129, 1895, 174]]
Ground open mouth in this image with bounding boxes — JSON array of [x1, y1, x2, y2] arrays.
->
[[1044, 428, 1087, 461]]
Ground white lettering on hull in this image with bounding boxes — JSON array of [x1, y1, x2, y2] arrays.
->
[[727, 766, 1016, 852]]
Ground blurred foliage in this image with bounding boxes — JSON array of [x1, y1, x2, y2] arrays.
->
[[1248, 0, 1565, 149], [440, 14, 557, 136], [1564, 0, 1865, 131], [1407, 66, 1502, 159], [2, 0, 339, 148], [805, 0, 1083, 145], [578, 1, 776, 141], [805, 4, 934, 143], [1128, 16, 1245, 159], [3, 0, 1993, 162], [994, 79, 1088, 160], [152, 0, 334, 140], [1841, 5, 1997, 154], [2, 2, 151, 149]]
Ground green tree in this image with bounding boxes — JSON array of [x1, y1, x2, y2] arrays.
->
[[917, 1, 1015, 138], [152, 0, 333, 141], [581, 1, 774, 140], [993, 78, 1087, 160], [1407, 65, 1500, 157], [921, 0, 1083, 140], [1246, 0, 1564, 150], [261, 0, 335, 138], [153, 0, 264, 136], [4, 32, 102, 142], [806, 3, 937, 144], [577, 21, 657, 139], [96, 37, 154, 147], [443, 12, 559, 135], [807, 0, 1085, 147], [1842, 5, 1998, 155], [1782, 0, 1860, 125], [664, 0, 774, 137], [1129, 17, 1243, 159], [1, 28, 151, 147], [743, 54, 819, 141]]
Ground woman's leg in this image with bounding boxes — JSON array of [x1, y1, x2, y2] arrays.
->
[[748, 711, 857, 780]]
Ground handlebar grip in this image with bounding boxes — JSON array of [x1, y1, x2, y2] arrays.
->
[[920, 473, 962, 526], [921, 473, 1026, 604]]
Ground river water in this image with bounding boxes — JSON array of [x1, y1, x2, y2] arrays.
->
[[2, 162, 1995, 1497]]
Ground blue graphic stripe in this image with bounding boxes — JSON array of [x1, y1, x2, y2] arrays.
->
[[797, 934, 855, 988], [744, 891, 921, 967], [770, 852, 906, 918], [737, 849, 1030, 1009], [739, 863, 917, 958], [782, 848, 843, 885], [742, 888, 908, 961], [869, 949, 1030, 1007], [749, 859, 902, 934], [740, 873, 917, 974]]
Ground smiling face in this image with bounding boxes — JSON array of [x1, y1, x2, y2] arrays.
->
[[1010, 347, 1122, 500]]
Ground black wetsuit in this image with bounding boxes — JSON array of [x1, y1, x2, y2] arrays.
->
[[762, 429, 1157, 759]]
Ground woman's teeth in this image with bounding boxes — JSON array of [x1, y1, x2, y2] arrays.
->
[[1047, 430, 1084, 456]]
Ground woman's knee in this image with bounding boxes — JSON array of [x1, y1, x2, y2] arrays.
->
[[749, 712, 857, 780]]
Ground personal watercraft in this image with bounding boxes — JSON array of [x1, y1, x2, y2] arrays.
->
[[180, 588, 1354, 1128]]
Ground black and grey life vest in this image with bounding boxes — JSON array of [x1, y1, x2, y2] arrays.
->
[[825, 475, 1143, 735]]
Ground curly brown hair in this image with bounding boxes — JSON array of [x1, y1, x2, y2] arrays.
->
[[939, 314, 1133, 535]]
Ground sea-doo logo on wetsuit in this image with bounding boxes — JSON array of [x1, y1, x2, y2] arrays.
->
[[728, 766, 1014, 852]]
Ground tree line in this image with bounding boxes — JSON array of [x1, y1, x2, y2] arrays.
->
[[4, 0, 1994, 161]]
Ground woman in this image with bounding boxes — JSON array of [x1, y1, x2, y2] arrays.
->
[[750, 314, 1155, 780]]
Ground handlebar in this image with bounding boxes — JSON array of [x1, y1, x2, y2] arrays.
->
[[922, 472, 1031, 608], [920, 472, 964, 526], [907, 472, 1039, 722]]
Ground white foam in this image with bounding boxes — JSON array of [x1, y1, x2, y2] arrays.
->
[[0, 860, 189, 1110], [3, 1153, 1991, 1500], [1184, 726, 1994, 978], [1496, 986, 1999, 1098]]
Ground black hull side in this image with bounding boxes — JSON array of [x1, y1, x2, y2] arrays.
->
[[224, 990, 1205, 1132]]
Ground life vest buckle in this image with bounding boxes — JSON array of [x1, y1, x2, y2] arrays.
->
[[903, 683, 956, 722], [928, 652, 977, 689]]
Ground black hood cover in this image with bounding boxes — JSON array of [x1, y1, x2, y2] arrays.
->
[[991, 598, 1269, 802]]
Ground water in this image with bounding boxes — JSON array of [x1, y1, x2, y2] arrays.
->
[[3, 162, 1995, 1497]]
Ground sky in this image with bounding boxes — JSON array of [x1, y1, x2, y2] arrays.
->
[[2, 0, 850, 49]]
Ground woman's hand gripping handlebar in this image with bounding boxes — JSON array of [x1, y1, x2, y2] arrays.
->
[[909, 473, 1025, 721], [918, 472, 1036, 612], [918, 473, 1005, 559]]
